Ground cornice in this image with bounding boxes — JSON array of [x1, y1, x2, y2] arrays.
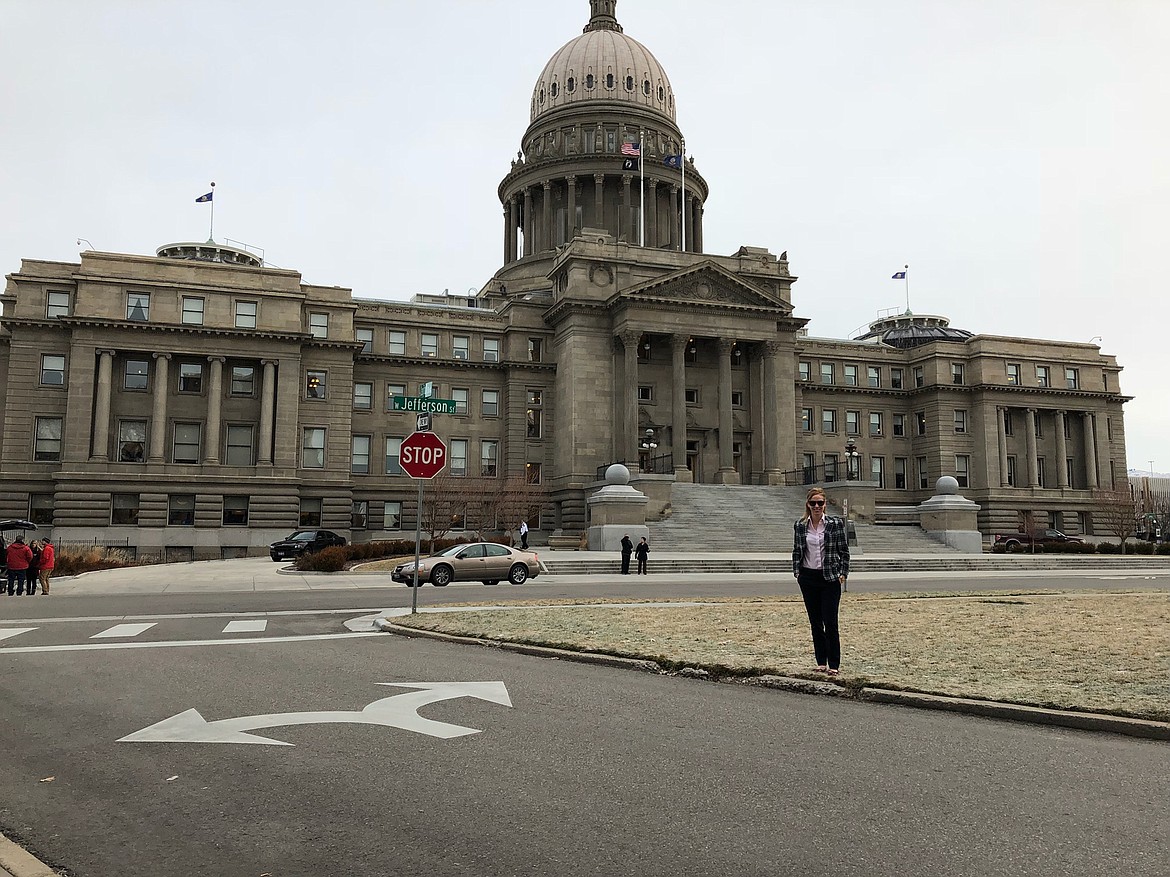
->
[[4, 315, 314, 344]]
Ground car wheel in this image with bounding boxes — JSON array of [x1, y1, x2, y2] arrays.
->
[[430, 565, 453, 587], [1005, 541, 1021, 553], [271, 554, 282, 562], [508, 564, 528, 585], [482, 580, 499, 586]]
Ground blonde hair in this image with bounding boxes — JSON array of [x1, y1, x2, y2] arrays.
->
[[801, 487, 828, 523]]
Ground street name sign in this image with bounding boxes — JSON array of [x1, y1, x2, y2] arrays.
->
[[399, 431, 447, 479], [392, 396, 457, 414]]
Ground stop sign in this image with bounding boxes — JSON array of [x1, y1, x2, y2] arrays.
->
[[399, 431, 448, 479]]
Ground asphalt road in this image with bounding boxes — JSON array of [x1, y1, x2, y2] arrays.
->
[[1, 574, 1168, 876]]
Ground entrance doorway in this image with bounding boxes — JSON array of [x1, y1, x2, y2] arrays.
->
[[686, 439, 701, 483]]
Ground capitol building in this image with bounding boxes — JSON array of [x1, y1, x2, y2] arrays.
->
[[0, 1, 1128, 558]]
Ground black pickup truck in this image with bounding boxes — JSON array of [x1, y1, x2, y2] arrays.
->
[[992, 529, 1083, 552]]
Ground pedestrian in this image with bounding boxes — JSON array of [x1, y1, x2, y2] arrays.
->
[[5, 535, 34, 597], [619, 534, 633, 575], [27, 539, 42, 595], [519, 520, 529, 550], [635, 537, 649, 575], [791, 487, 849, 676], [37, 536, 55, 595]]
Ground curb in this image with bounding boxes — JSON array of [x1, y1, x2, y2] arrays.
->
[[377, 618, 1170, 742], [0, 833, 57, 877]]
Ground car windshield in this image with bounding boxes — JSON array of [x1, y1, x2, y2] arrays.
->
[[434, 545, 472, 558], [288, 531, 317, 542]]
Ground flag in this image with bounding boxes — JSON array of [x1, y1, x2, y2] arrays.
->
[[663, 154, 682, 169], [620, 142, 640, 156], [891, 271, 906, 280], [622, 158, 639, 171], [195, 191, 213, 203]]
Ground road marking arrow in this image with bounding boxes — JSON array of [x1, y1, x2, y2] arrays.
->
[[117, 682, 512, 746]]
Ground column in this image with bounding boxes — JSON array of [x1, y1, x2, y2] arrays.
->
[[1083, 412, 1098, 488], [647, 180, 659, 248], [694, 203, 704, 253], [522, 187, 533, 258], [997, 406, 1010, 487], [90, 349, 115, 460], [670, 335, 689, 480], [1024, 408, 1039, 487], [621, 174, 632, 242], [204, 356, 224, 464], [716, 338, 738, 482], [684, 194, 696, 253], [618, 330, 640, 465], [258, 360, 276, 466], [503, 204, 513, 264], [1095, 414, 1112, 488], [669, 184, 680, 248], [594, 174, 605, 231], [148, 353, 171, 463], [541, 180, 552, 252], [1055, 410, 1069, 488], [566, 175, 577, 240], [762, 342, 781, 477]]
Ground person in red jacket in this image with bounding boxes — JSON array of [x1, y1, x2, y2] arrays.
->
[[37, 537, 55, 595], [5, 535, 34, 596]]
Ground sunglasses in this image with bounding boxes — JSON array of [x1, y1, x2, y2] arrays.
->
[[808, 500, 825, 507]]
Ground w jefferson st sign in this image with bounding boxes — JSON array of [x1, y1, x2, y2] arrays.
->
[[392, 396, 458, 414]]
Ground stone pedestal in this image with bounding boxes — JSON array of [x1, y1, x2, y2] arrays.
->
[[587, 463, 649, 550], [918, 476, 983, 553]]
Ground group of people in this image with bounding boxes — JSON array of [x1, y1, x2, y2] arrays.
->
[[619, 534, 650, 575], [4, 534, 55, 596]]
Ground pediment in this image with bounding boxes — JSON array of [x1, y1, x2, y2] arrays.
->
[[615, 262, 788, 313]]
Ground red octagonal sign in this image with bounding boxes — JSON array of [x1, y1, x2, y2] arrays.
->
[[399, 431, 448, 479]]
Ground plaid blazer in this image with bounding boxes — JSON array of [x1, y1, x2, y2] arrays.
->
[[791, 516, 850, 581]]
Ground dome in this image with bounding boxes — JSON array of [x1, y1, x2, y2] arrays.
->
[[530, 1, 675, 124], [854, 311, 974, 349]]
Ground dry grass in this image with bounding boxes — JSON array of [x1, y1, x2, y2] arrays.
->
[[392, 591, 1170, 721]]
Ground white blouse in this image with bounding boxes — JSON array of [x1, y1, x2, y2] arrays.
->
[[803, 519, 826, 570]]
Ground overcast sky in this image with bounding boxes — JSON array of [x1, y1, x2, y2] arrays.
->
[[2, 0, 1167, 473]]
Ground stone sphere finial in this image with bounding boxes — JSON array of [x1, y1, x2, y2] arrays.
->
[[935, 475, 960, 495], [605, 463, 631, 485]]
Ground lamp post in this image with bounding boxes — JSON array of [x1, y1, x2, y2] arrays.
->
[[844, 437, 860, 481], [639, 427, 658, 472]]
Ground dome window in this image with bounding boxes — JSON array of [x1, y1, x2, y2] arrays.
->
[[658, 85, 665, 101], [539, 87, 545, 104], [551, 82, 559, 98], [642, 79, 651, 96], [567, 76, 575, 93], [606, 72, 615, 89], [625, 74, 634, 92], [586, 73, 595, 90]]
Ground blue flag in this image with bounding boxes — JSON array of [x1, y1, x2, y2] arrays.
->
[[891, 271, 906, 280], [195, 191, 213, 203], [663, 154, 683, 169]]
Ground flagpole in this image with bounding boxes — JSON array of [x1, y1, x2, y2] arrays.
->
[[639, 130, 645, 247], [903, 264, 909, 312], [208, 181, 216, 242], [680, 139, 686, 252]]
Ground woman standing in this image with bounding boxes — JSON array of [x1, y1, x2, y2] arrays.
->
[[791, 488, 849, 675], [634, 537, 649, 575]]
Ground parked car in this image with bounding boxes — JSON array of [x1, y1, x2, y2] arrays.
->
[[269, 529, 346, 561], [392, 542, 541, 587], [993, 529, 1083, 552], [0, 519, 38, 571]]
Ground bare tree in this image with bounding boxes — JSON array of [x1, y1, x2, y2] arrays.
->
[[1147, 487, 1170, 544], [417, 471, 549, 545], [417, 471, 467, 544], [1094, 486, 1141, 554]]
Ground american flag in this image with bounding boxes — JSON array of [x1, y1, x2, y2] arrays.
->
[[620, 142, 641, 156]]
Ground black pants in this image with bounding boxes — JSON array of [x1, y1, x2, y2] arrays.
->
[[798, 566, 842, 670], [6, 569, 27, 596], [621, 553, 631, 574], [636, 555, 647, 574], [521, 535, 528, 549]]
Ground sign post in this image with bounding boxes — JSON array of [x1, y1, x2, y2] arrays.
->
[[399, 431, 448, 613]]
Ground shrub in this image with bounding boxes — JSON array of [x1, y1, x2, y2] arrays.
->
[[295, 545, 349, 572], [54, 545, 139, 577], [290, 536, 487, 572], [1132, 541, 1154, 555], [1096, 541, 1120, 554], [1157, 543, 1170, 555]]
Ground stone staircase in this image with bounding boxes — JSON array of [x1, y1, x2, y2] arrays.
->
[[852, 522, 964, 555]]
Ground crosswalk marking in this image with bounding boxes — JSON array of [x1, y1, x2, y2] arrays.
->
[[92, 622, 157, 639], [222, 620, 268, 634], [0, 628, 37, 642]]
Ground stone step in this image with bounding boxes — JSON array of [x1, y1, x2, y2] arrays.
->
[[541, 555, 1170, 575]]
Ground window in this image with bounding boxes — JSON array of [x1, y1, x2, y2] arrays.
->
[[685, 388, 699, 404], [1066, 458, 1075, 488], [353, 381, 373, 410], [528, 338, 543, 362], [230, 366, 255, 396], [801, 407, 813, 432], [453, 336, 470, 360], [178, 362, 203, 393], [118, 420, 147, 462], [482, 389, 500, 416], [29, 494, 54, 525], [891, 368, 904, 389], [824, 454, 840, 482], [731, 391, 744, 407], [867, 366, 881, 388], [169, 494, 195, 526], [1066, 368, 1079, 390], [387, 384, 405, 410], [351, 435, 371, 474], [822, 409, 837, 433], [1003, 409, 1014, 436], [845, 410, 860, 435], [798, 361, 811, 382], [1007, 363, 1021, 385], [894, 457, 907, 490], [483, 338, 500, 362], [46, 291, 70, 318], [871, 456, 885, 488], [40, 354, 66, 386], [351, 500, 368, 530], [388, 331, 406, 355], [385, 437, 403, 475], [384, 501, 402, 529], [299, 498, 322, 527], [917, 456, 929, 489], [526, 461, 542, 484], [220, 496, 248, 526], [450, 439, 468, 476], [34, 417, 63, 462], [1006, 455, 1017, 487], [820, 363, 834, 385], [481, 440, 499, 476], [951, 363, 965, 385], [869, 412, 883, 437], [527, 389, 543, 438], [306, 370, 327, 399], [916, 411, 927, 435], [637, 386, 653, 403], [953, 410, 968, 433], [802, 453, 816, 482], [181, 296, 204, 325], [125, 359, 149, 391], [1036, 365, 1050, 388], [955, 455, 970, 488], [452, 387, 469, 415], [421, 333, 439, 357], [302, 428, 326, 468], [1035, 415, 1043, 438], [892, 414, 905, 437], [913, 366, 924, 388], [356, 328, 373, 354], [111, 494, 140, 525], [844, 365, 858, 387], [225, 425, 254, 466], [1037, 457, 1046, 488], [173, 423, 201, 464], [309, 312, 329, 339], [234, 300, 257, 329], [127, 292, 150, 321]]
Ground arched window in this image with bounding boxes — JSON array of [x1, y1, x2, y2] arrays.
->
[[567, 76, 576, 93], [657, 84, 665, 101], [586, 73, 595, 90], [539, 87, 545, 104], [606, 72, 615, 89], [625, 74, 634, 91], [551, 82, 559, 98]]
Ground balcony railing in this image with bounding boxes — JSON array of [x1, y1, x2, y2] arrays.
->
[[595, 453, 675, 480]]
